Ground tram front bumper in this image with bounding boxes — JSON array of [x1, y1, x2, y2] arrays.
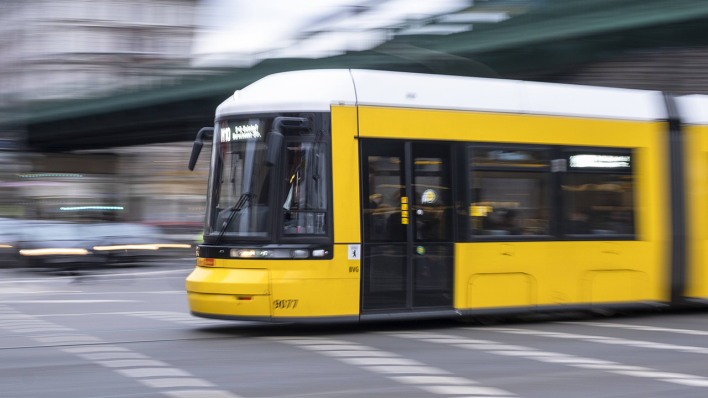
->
[[186, 266, 271, 319]]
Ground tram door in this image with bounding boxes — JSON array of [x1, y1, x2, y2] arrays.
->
[[361, 140, 454, 313]]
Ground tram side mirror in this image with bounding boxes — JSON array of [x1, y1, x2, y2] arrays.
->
[[188, 127, 214, 171], [264, 130, 283, 167]]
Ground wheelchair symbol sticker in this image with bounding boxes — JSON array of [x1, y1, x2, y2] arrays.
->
[[348, 244, 361, 260]]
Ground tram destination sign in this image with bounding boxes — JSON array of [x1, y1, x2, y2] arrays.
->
[[569, 154, 630, 168], [220, 123, 261, 142]]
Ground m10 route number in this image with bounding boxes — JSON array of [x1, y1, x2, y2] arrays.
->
[[273, 299, 298, 309]]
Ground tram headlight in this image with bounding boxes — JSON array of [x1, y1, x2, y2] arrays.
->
[[229, 248, 314, 259], [238, 249, 257, 258], [292, 250, 309, 259], [230, 249, 279, 258]]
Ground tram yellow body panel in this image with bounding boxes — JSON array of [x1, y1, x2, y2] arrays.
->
[[685, 125, 708, 299], [331, 106, 361, 244], [187, 244, 360, 319], [358, 107, 671, 310]]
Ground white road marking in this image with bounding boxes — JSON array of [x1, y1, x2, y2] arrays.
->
[[514, 356, 616, 365], [79, 352, 150, 360], [389, 376, 477, 385], [419, 338, 495, 344], [35, 312, 135, 317], [665, 379, 708, 387], [13, 328, 74, 333], [0, 269, 191, 284], [271, 336, 518, 396], [1, 291, 185, 295], [338, 357, 423, 366], [364, 365, 452, 375], [280, 339, 353, 345], [139, 378, 215, 388], [612, 370, 698, 379], [117, 368, 193, 378], [485, 327, 708, 355], [36, 335, 102, 343], [125, 311, 224, 326], [97, 359, 170, 368], [0, 300, 138, 303], [0, 319, 52, 323], [387, 333, 495, 344], [572, 364, 651, 371], [454, 344, 532, 351], [62, 346, 130, 353], [299, 344, 377, 351], [419, 385, 513, 395], [0, 324, 67, 330], [162, 390, 243, 398], [0, 291, 83, 294], [557, 321, 708, 336], [35, 311, 194, 317], [391, 331, 708, 389], [0, 325, 63, 330], [479, 350, 568, 358], [319, 350, 400, 358], [0, 320, 47, 324], [0, 304, 243, 397]]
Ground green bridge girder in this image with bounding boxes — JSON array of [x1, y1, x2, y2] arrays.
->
[[4, 0, 708, 151]]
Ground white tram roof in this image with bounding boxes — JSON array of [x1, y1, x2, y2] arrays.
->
[[676, 95, 708, 126], [215, 69, 667, 122]]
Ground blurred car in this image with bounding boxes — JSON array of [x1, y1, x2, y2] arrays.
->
[[16, 222, 104, 270], [0, 219, 24, 268], [89, 223, 191, 265]]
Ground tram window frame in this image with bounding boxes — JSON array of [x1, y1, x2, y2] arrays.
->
[[465, 143, 555, 241], [209, 111, 335, 246], [362, 141, 407, 244], [560, 147, 636, 241], [276, 131, 335, 245]]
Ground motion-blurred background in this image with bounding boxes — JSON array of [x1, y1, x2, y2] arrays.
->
[[1, 0, 707, 268]]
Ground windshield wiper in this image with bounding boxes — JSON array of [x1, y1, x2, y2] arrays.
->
[[214, 192, 255, 245]]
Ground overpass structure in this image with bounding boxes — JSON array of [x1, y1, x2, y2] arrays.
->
[[3, 0, 708, 151]]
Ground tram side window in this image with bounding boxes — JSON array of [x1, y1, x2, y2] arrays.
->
[[470, 149, 551, 236], [563, 152, 634, 236], [365, 156, 405, 242], [281, 141, 328, 235]]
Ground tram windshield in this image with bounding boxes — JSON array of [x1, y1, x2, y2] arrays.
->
[[205, 118, 273, 239], [204, 117, 329, 241]]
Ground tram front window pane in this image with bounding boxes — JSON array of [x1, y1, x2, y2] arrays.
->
[[563, 173, 634, 235], [282, 142, 327, 235], [206, 119, 271, 238], [471, 171, 549, 236]]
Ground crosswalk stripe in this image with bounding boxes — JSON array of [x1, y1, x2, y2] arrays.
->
[[139, 378, 215, 388], [557, 321, 708, 336], [272, 337, 517, 396], [117, 368, 193, 378], [394, 330, 708, 388]]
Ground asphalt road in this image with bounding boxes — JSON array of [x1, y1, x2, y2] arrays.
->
[[3, 262, 708, 398]]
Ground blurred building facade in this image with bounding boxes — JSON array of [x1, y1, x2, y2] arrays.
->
[[2, 0, 708, 234], [0, 0, 197, 108], [2, 142, 209, 236], [0, 0, 206, 229]]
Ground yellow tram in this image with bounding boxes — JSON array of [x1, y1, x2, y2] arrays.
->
[[185, 69, 708, 322]]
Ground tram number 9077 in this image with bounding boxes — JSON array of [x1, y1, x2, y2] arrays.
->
[[273, 299, 299, 309]]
